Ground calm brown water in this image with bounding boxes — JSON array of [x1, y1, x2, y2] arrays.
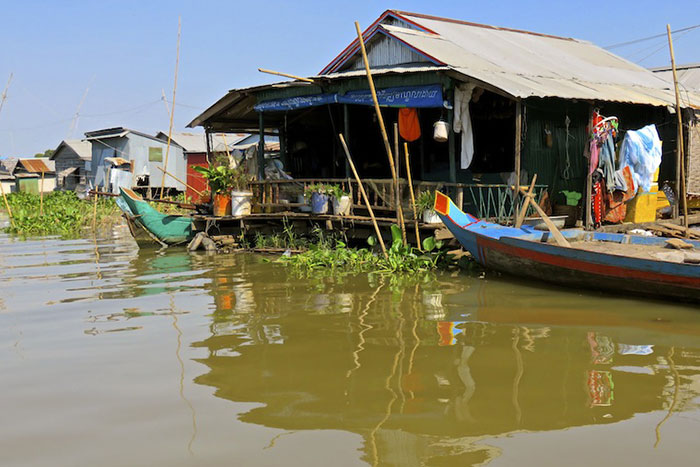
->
[[1, 224, 699, 466]]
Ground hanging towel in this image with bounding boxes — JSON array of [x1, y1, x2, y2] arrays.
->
[[453, 83, 476, 169], [398, 108, 421, 142]]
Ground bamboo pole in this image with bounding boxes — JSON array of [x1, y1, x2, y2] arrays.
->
[[40, 170, 45, 215], [519, 186, 570, 247], [667, 24, 688, 230], [393, 122, 407, 244], [156, 166, 203, 197], [354, 22, 406, 240], [160, 16, 181, 199], [403, 142, 421, 250], [92, 191, 98, 230], [0, 179, 14, 228], [339, 133, 388, 259], [258, 68, 315, 83]]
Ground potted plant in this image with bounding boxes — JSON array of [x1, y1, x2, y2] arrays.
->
[[192, 163, 236, 216], [416, 190, 440, 224], [305, 183, 331, 214], [329, 184, 351, 216]]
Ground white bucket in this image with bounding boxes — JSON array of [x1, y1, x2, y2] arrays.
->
[[422, 209, 441, 224], [231, 190, 253, 216], [332, 195, 352, 216], [433, 120, 448, 142]]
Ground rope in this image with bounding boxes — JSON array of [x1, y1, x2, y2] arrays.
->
[[562, 114, 572, 181]]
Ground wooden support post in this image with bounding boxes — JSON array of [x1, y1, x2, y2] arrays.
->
[[355, 21, 406, 242], [40, 170, 45, 215], [339, 134, 388, 259], [205, 129, 213, 164], [404, 142, 422, 250], [156, 166, 204, 197], [667, 24, 688, 229], [343, 104, 351, 177], [258, 112, 265, 181], [279, 124, 288, 171], [584, 107, 594, 230], [513, 100, 522, 226], [448, 88, 456, 184], [159, 16, 181, 199]]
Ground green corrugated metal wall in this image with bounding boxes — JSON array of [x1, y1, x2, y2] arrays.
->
[[523, 99, 589, 200]]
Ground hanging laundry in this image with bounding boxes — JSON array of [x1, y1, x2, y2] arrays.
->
[[398, 108, 421, 142], [453, 83, 476, 169], [618, 124, 662, 193], [598, 134, 617, 192]]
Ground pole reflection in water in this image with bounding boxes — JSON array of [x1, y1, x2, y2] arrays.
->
[[191, 266, 700, 466]]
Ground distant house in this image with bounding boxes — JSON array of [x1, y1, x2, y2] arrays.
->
[[50, 139, 92, 190], [14, 159, 56, 193], [85, 127, 186, 194], [0, 158, 18, 194]]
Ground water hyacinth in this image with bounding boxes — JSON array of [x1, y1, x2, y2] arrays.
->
[[1, 191, 120, 238]]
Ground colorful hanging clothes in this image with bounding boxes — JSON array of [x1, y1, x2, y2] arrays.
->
[[398, 108, 421, 142], [453, 83, 476, 169], [598, 133, 617, 192]]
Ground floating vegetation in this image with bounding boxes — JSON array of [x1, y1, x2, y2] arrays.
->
[[278, 224, 460, 275], [1, 191, 120, 238]]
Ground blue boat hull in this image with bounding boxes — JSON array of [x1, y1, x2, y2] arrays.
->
[[434, 192, 700, 302]]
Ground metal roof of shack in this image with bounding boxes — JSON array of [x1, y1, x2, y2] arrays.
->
[[323, 10, 700, 108], [18, 158, 55, 173]]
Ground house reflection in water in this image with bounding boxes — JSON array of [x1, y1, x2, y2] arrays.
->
[[191, 274, 700, 465]]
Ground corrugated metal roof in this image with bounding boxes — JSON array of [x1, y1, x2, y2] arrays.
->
[[19, 158, 55, 173], [651, 63, 700, 93], [1, 158, 18, 175], [321, 10, 699, 108], [156, 132, 250, 153], [372, 19, 699, 107]]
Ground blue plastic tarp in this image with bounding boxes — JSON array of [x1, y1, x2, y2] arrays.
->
[[254, 84, 443, 112]]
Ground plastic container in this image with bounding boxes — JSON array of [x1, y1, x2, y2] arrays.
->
[[311, 192, 329, 214], [332, 195, 351, 216], [422, 209, 442, 224], [231, 190, 252, 216], [433, 121, 448, 142], [625, 191, 658, 223], [213, 193, 232, 217]]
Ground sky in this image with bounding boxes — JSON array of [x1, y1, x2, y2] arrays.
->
[[0, 0, 698, 157]]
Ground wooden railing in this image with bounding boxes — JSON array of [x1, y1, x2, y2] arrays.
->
[[249, 178, 547, 223]]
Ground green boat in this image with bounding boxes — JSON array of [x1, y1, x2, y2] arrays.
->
[[117, 188, 194, 247]]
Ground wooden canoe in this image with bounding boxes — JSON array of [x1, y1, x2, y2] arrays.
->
[[117, 188, 194, 247], [434, 191, 700, 302]]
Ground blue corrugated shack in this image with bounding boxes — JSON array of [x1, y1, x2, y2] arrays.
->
[[85, 127, 186, 194]]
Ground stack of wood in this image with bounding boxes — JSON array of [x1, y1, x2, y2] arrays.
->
[[647, 223, 700, 240]]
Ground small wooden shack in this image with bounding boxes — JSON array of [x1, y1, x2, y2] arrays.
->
[[50, 139, 92, 190], [14, 159, 56, 194]]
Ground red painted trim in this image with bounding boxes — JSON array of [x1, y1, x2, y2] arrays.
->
[[320, 10, 436, 75], [478, 236, 700, 288]]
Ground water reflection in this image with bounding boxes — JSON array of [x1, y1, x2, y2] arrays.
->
[[191, 270, 700, 465], [1, 227, 699, 466]]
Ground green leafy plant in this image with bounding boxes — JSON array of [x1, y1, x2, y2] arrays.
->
[[328, 184, 349, 200], [416, 190, 436, 212], [2, 191, 120, 238]]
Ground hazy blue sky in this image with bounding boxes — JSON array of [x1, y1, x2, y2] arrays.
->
[[1, 0, 698, 157]]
